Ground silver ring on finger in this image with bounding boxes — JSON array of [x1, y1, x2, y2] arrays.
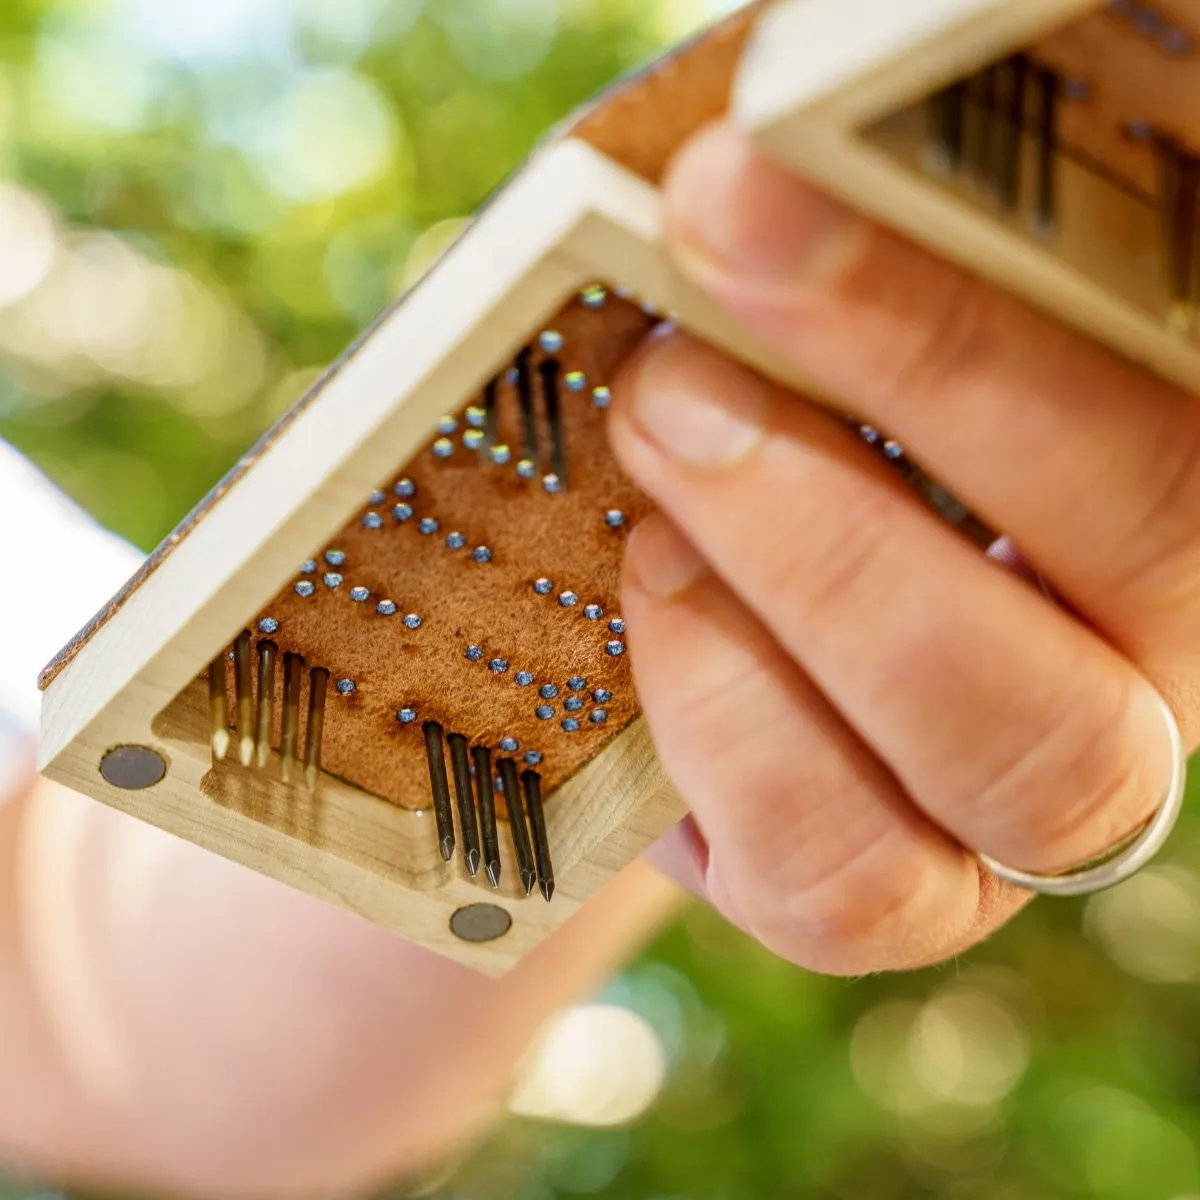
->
[[976, 690, 1187, 897]]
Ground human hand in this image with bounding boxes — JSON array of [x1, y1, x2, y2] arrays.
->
[[611, 122, 1196, 977]]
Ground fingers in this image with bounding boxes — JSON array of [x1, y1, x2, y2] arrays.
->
[[662, 122, 1200, 694], [609, 332, 1175, 879], [623, 513, 1024, 975]]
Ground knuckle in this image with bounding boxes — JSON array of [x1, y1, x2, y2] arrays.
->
[[875, 268, 997, 406], [973, 675, 1152, 870], [733, 834, 967, 976], [642, 630, 784, 768], [764, 490, 895, 626], [1112, 417, 1200, 606]]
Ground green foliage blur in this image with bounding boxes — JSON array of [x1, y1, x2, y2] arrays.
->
[[5, 2, 1200, 1199]]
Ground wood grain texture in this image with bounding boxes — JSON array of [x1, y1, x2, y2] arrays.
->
[[59, 677, 685, 976]]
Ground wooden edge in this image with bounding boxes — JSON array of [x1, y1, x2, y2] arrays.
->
[[42, 681, 685, 975], [734, 0, 1103, 131], [732, 0, 1200, 396]]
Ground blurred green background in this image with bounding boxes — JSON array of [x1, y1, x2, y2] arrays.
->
[[4, 1, 1200, 1197]]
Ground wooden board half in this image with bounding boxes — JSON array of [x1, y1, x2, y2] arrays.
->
[[37, 133, 801, 973], [734, 0, 1200, 397]]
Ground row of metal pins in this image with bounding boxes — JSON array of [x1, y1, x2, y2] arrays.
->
[[480, 347, 568, 486], [1155, 137, 1200, 334], [206, 641, 327, 792], [927, 55, 1059, 236], [423, 723, 553, 900]]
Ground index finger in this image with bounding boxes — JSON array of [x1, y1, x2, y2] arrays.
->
[[663, 122, 1200, 711]]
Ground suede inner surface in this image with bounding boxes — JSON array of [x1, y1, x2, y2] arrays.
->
[[216, 291, 657, 808], [38, 0, 768, 693]]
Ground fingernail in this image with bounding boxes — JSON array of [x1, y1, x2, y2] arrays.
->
[[627, 518, 705, 600], [630, 337, 770, 466], [667, 123, 859, 287]]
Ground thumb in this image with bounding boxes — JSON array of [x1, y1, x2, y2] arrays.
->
[[661, 120, 984, 414]]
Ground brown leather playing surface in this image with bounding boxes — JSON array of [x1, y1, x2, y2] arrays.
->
[[46, 0, 1200, 809], [219, 290, 657, 808], [39, 0, 769, 696]]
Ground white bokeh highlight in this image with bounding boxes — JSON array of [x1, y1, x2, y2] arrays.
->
[[509, 1004, 667, 1126]]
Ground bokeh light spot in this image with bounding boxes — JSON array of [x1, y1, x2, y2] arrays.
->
[[123, 0, 293, 66], [0, 184, 57, 309], [1085, 866, 1200, 984], [509, 1004, 667, 1127], [435, 0, 559, 81], [37, 22, 165, 132], [250, 69, 399, 203], [401, 217, 471, 290], [910, 986, 1030, 1107], [1077, 1089, 1199, 1198], [850, 1000, 935, 1116]]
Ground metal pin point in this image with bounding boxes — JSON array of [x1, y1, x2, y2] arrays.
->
[[996, 55, 1029, 212], [448, 733, 482, 877], [303, 667, 328, 792], [234, 630, 255, 766], [514, 346, 539, 466], [280, 653, 302, 783], [522, 769, 555, 903], [965, 66, 998, 193], [472, 745, 502, 888], [207, 657, 230, 758], [928, 80, 967, 174], [1034, 66, 1060, 237], [207, 656, 230, 760], [498, 757, 536, 896], [483, 375, 499, 451], [539, 357, 567, 486], [254, 640, 277, 768], [423, 722, 456, 863]]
